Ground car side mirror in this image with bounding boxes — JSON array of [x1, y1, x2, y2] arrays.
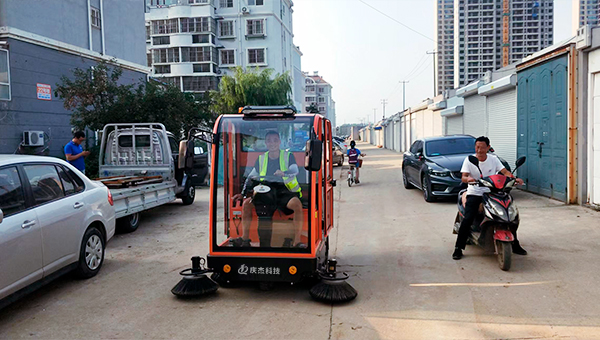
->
[[305, 139, 322, 171], [0, 208, 3, 224], [178, 140, 188, 169]]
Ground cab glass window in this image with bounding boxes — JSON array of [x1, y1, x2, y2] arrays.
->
[[24, 164, 65, 206], [0, 166, 27, 217]]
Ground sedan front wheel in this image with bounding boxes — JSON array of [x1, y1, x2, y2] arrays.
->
[[422, 175, 436, 203]]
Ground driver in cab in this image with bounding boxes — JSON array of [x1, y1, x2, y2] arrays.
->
[[233, 131, 304, 248]]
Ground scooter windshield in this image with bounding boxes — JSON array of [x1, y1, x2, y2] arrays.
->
[[212, 116, 313, 253]]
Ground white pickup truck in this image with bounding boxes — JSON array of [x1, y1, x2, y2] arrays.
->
[[97, 123, 209, 232]]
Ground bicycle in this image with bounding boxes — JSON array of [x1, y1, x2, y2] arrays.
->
[[347, 155, 365, 187]]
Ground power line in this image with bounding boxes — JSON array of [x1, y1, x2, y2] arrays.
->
[[402, 53, 429, 80], [357, 0, 434, 42], [408, 59, 433, 82]]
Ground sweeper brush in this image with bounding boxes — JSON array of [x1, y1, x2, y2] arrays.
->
[[171, 256, 218, 298], [309, 259, 357, 303]]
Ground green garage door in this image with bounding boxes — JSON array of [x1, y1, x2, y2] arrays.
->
[[517, 55, 568, 202]]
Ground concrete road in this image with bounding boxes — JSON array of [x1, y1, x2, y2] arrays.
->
[[2, 142, 600, 339]]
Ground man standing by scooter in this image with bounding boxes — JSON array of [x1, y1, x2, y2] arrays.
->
[[453, 136, 527, 260]]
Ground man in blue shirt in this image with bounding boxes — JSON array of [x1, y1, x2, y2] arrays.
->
[[64, 131, 90, 174]]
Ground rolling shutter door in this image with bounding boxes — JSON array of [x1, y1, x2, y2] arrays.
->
[[487, 89, 517, 168], [446, 116, 463, 135], [463, 95, 486, 137]]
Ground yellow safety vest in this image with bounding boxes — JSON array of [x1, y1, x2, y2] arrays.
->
[[259, 150, 302, 198]]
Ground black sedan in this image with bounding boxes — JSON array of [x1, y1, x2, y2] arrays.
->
[[402, 135, 510, 202]]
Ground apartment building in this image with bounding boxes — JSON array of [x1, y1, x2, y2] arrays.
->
[[0, 0, 147, 156], [145, 0, 303, 106], [435, 0, 456, 95], [304, 72, 336, 128], [572, 0, 600, 35], [453, 0, 553, 88]]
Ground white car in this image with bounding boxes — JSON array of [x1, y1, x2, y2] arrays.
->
[[0, 155, 116, 308]]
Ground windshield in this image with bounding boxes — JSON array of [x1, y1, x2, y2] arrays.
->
[[426, 138, 475, 157], [212, 116, 313, 253]]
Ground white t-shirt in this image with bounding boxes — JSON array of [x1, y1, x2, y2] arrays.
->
[[461, 154, 505, 196]]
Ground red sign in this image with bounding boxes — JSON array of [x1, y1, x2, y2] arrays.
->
[[37, 83, 51, 101]]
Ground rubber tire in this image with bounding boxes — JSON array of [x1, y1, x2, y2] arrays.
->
[[74, 227, 105, 279], [181, 183, 195, 206], [116, 212, 140, 233], [347, 177, 353, 187], [498, 241, 512, 271], [403, 167, 415, 189], [422, 175, 435, 202]]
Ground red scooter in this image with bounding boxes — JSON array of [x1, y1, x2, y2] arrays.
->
[[452, 156, 526, 271]]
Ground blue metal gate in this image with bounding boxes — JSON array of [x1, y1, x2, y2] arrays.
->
[[517, 55, 568, 202]]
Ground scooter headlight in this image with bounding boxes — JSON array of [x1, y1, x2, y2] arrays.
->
[[488, 200, 508, 220], [508, 204, 518, 221]]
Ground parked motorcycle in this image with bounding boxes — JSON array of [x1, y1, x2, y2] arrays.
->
[[452, 156, 526, 271]]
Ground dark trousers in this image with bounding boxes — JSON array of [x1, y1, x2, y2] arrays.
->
[[456, 195, 483, 249], [455, 195, 520, 250]]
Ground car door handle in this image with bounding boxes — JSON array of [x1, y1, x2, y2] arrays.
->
[[73, 202, 84, 209], [22, 220, 36, 229]]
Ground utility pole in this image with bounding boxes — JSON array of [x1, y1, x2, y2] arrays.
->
[[381, 99, 388, 119], [399, 81, 409, 111], [373, 108, 377, 123], [426, 50, 438, 97]]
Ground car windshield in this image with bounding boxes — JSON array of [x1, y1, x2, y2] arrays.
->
[[212, 116, 313, 253], [426, 138, 475, 157]]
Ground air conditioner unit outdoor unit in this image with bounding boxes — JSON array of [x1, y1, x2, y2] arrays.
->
[[23, 131, 45, 146], [241, 6, 250, 14]]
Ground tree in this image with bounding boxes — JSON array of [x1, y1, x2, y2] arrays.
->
[[55, 61, 213, 138], [211, 67, 293, 114], [306, 103, 320, 114]]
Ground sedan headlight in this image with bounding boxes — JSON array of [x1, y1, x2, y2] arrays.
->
[[429, 169, 451, 177], [487, 200, 508, 220], [508, 204, 518, 221]]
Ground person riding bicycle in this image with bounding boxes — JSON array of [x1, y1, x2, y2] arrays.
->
[[232, 130, 304, 248], [347, 140, 364, 184]]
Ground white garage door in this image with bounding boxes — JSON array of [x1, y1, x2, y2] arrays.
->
[[463, 95, 486, 138], [446, 116, 463, 135], [433, 111, 443, 137], [592, 73, 600, 205], [487, 89, 517, 168]]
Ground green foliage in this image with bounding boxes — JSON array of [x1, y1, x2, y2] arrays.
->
[[306, 103, 319, 114], [54, 61, 214, 139], [211, 67, 293, 114]]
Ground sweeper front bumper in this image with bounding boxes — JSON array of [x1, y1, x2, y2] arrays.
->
[[207, 255, 318, 283]]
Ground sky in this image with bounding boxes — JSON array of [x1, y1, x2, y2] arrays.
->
[[293, 0, 574, 125]]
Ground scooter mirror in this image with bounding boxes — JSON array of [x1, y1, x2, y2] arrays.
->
[[0, 208, 3, 224], [515, 156, 526, 169], [468, 155, 479, 166]]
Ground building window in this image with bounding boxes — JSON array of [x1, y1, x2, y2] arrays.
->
[[182, 76, 218, 92], [248, 0, 264, 5], [150, 0, 166, 5], [152, 19, 179, 34], [181, 17, 211, 33], [248, 48, 266, 65], [181, 47, 213, 62], [147, 53, 152, 67], [152, 36, 170, 45], [153, 48, 180, 63], [319, 107, 325, 112], [155, 65, 171, 74], [318, 87, 324, 93], [220, 49, 235, 65], [193, 64, 211, 73], [318, 97, 325, 103], [146, 26, 151, 40], [247, 19, 265, 36], [0, 49, 10, 100], [220, 0, 233, 8], [192, 34, 210, 43], [219, 20, 234, 37], [189, 0, 210, 4], [91, 7, 101, 29]]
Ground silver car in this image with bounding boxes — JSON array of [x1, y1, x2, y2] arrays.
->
[[0, 155, 116, 308]]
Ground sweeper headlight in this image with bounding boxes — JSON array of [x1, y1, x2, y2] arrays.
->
[[223, 264, 231, 273], [289, 266, 298, 275], [240, 106, 297, 117]]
